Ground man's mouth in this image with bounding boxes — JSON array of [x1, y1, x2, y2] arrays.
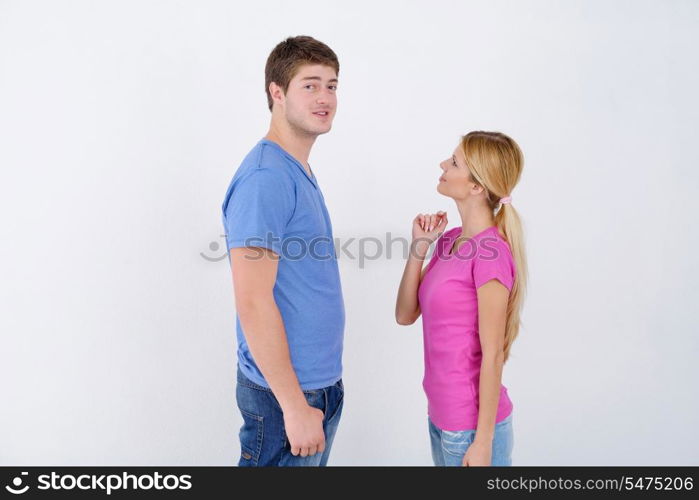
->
[[313, 111, 329, 117]]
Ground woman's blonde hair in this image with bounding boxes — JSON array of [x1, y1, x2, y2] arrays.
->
[[460, 131, 527, 363]]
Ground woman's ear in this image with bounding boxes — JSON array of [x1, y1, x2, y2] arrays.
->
[[470, 182, 485, 196]]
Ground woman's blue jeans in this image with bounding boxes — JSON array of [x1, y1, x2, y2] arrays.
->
[[428, 412, 514, 466]]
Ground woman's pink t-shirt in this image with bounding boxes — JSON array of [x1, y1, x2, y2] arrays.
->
[[417, 225, 515, 431]]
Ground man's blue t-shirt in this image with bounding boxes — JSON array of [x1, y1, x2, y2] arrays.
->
[[221, 138, 345, 390]]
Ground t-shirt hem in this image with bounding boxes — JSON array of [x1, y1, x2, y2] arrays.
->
[[475, 273, 513, 291], [428, 406, 513, 432], [227, 239, 281, 255], [239, 364, 342, 391]]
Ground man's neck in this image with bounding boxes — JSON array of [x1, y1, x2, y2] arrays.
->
[[265, 121, 316, 177]]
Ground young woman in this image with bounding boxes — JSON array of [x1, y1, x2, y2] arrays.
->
[[395, 131, 527, 466]]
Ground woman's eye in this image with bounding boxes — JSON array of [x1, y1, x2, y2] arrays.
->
[[452, 158, 457, 167], [305, 85, 315, 90]]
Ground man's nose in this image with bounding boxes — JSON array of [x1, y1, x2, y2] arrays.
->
[[316, 88, 334, 105]]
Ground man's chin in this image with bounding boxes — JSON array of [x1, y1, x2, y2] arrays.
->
[[312, 121, 333, 134], [286, 116, 333, 138]]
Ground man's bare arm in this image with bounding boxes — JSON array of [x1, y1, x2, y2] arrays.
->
[[229, 246, 325, 457]]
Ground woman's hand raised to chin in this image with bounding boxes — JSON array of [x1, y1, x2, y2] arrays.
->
[[396, 211, 448, 325], [411, 211, 448, 259]]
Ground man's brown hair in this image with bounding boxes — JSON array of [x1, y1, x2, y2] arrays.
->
[[264, 36, 339, 111]]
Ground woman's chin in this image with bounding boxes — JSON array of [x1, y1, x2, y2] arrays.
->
[[436, 185, 455, 201]]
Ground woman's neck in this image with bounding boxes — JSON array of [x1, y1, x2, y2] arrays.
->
[[454, 200, 495, 239]]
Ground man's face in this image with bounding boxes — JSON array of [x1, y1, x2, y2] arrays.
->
[[277, 64, 338, 137]]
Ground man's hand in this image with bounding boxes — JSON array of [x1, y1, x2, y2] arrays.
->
[[283, 404, 326, 457]]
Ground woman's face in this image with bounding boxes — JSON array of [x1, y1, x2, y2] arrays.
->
[[437, 145, 475, 200]]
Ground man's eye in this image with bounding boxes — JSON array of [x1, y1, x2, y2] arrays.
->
[[328, 85, 337, 91]]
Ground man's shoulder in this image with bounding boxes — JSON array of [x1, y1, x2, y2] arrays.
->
[[234, 145, 295, 185], [236, 141, 294, 181], [222, 142, 296, 214]]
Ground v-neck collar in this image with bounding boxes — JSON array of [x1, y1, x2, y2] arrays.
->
[[446, 225, 498, 257], [259, 138, 318, 188]]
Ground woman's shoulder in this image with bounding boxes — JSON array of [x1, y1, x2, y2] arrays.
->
[[476, 235, 515, 276], [474, 227, 513, 258]]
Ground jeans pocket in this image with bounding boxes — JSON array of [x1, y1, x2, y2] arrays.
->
[[325, 387, 344, 423], [303, 389, 326, 415], [238, 409, 263, 466], [441, 429, 474, 457]]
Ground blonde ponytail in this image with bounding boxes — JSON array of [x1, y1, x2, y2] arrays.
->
[[461, 131, 527, 363]]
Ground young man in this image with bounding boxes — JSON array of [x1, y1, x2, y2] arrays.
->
[[221, 36, 345, 467]]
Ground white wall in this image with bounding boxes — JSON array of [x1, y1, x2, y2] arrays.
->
[[1, 0, 697, 465]]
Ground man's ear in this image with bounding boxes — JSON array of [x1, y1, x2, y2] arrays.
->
[[269, 82, 285, 109]]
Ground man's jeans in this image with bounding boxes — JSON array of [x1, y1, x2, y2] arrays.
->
[[236, 366, 344, 466], [428, 412, 514, 466]]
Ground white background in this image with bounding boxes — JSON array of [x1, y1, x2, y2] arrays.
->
[[1, 0, 697, 466]]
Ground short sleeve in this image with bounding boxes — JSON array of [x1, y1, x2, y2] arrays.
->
[[223, 168, 295, 255], [472, 241, 515, 291]]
